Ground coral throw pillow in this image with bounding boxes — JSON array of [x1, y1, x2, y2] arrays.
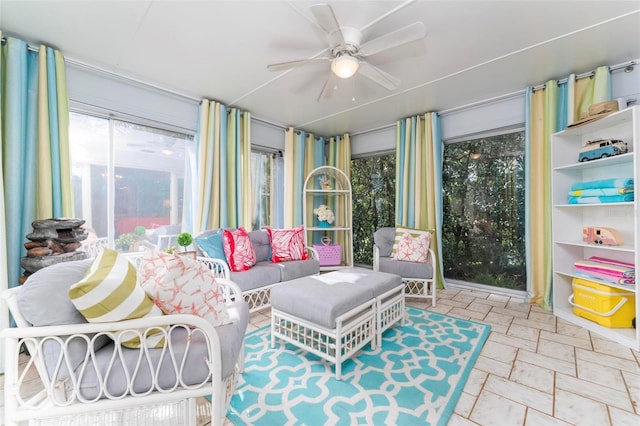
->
[[222, 227, 257, 272], [391, 227, 432, 259], [138, 250, 230, 326], [394, 232, 431, 263], [267, 226, 308, 263], [68, 248, 165, 349]]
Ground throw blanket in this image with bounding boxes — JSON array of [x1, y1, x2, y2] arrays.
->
[[570, 178, 634, 191], [569, 188, 634, 197], [568, 194, 634, 204], [574, 257, 635, 286]]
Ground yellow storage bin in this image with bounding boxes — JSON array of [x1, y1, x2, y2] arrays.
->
[[569, 278, 636, 328]]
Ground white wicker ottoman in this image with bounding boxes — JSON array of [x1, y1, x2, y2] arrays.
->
[[270, 269, 404, 379]]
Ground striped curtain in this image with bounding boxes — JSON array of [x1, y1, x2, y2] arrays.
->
[[184, 100, 251, 234], [327, 134, 351, 260], [525, 66, 611, 309], [283, 128, 325, 228], [396, 112, 445, 289], [1, 36, 73, 293]]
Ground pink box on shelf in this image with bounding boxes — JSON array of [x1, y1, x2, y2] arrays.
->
[[313, 242, 342, 266]]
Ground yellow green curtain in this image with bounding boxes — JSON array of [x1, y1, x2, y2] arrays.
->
[[192, 100, 251, 232], [396, 113, 445, 289], [327, 134, 351, 263], [526, 66, 611, 309]]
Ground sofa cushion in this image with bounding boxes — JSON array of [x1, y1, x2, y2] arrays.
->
[[195, 230, 226, 263], [395, 231, 431, 263], [378, 257, 433, 280], [249, 229, 272, 262], [138, 250, 230, 326], [276, 258, 320, 282], [68, 248, 165, 349], [75, 300, 249, 400], [373, 227, 396, 258], [223, 227, 256, 272], [266, 226, 308, 263], [229, 262, 281, 292]]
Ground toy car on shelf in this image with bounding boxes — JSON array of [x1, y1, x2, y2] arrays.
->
[[578, 138, 628, 162]]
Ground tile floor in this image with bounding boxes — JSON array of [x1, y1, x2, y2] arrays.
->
[[3, 285, 640, 425]]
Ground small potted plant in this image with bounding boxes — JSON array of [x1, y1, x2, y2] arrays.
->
[[115, 233, 134, 252], [132, 226, 146, 250], [176, 232, 196, 259]]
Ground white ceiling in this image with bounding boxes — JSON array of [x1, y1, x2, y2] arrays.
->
[[1, 0, 639, 135]]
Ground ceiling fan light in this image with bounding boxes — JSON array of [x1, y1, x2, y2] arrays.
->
[[332, 55, 359, 79]]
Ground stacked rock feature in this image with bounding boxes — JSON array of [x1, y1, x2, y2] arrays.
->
[[19, 218, 90, 284]]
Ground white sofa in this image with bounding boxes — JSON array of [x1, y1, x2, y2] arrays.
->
[[1, 256, 249, 426], [195, 229, 320, 312]]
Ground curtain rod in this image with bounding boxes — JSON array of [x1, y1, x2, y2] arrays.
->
[[532, 60, 636, 91]]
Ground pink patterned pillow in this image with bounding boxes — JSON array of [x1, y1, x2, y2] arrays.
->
[[267, 226, 308, 263], [394, 232, 431, 263], [138, 250, 230, 326], [222, 227, 256, 272]]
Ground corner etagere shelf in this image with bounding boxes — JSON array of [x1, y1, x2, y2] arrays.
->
[[303, 166, 353, 271], [551, 106, 639, 350]]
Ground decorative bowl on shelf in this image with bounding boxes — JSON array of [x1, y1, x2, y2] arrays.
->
[[317, 220, 332, 228]]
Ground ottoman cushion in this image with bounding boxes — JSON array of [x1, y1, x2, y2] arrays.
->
[[271, 275, 374, 329], [325, 268, 402, 297]]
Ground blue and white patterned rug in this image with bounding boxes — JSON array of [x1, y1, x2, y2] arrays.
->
[[228, 307, 490, 426]]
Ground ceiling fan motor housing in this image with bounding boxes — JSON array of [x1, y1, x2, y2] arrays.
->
[[329, 27, 362, 58]]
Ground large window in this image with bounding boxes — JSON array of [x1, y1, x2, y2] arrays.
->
[[250, 150, 274, 230], [351, 154, 396, 265], [70, 112, 191, 251], [442, 131, 526, 291]]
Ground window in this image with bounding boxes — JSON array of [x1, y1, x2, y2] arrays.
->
[[250, 150, 274, 230], [351, 154, 396, 265], [442, 131, 526, 291], [70, 112, 191, 251]]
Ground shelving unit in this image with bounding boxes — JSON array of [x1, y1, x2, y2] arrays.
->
[[303, 166, 353, 271], [551, 106, 639, 350]]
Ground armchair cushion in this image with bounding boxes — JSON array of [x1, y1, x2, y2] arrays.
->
[[277, 258, 321, 282], [139, 250, 230, 326], [68, 248, 165, 349], [378, 257, 434, 280]]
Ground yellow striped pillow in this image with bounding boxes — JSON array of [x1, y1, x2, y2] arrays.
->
[[68, 248, 165, 349], [390, 226, 433, 259]]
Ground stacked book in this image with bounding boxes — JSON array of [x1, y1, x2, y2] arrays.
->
[[573, 256, 635, 289]]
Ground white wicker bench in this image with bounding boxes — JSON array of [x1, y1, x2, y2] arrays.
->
[[270, 268, 404, 379]]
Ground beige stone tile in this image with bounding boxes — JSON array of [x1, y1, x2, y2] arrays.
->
[[450, 307, 488, 321], [554, 388, 610, 425], [591, 334, 639, 360], [576, 347, 640, 375], [462, 368, 488, 396], [622, 370, 640, 414], [470, 296, 511, 309], [525, 408, 572, 426], [556, 373, 634, 412], [470, 390, 526, 426], [473, 355, 512, 378], [556, 319, 591, 340], [480, 340, 518, 364], [507, 323, 540, 342], [487, 293, 511, 304], [512, 316, 556, 333], [537, 338, 575, 363], [460, 289, 491, 300], [539, 329, 592, 350], [488, 332, 537, 352], [454, 391, 476, 418], [436, 298, 473, 310], [447, 413, 480, 426], [504, 301, 531, 314], [467, 300, 494, 315], [481, 321, 509, 335], [528, 310, 556, 325], [609, 406, 640, 424], [510, 360, 555, 394], [452, 293, 476, 305], [576, 358, 627, 392], [516, 350, 575, 376], [491, 306, 529, 319], [423, 304, 454, 315], [484, 375, 553, 415]]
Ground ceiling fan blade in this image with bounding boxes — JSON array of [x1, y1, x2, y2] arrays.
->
[[317, 73, 337, 101], [358, 61, 400, 90], [310, 3, 345, 45], [359, 22, 426, 57], [267, 57, 329, 72]]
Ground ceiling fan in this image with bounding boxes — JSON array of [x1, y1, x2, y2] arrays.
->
[[267, 3, 426, 100]]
